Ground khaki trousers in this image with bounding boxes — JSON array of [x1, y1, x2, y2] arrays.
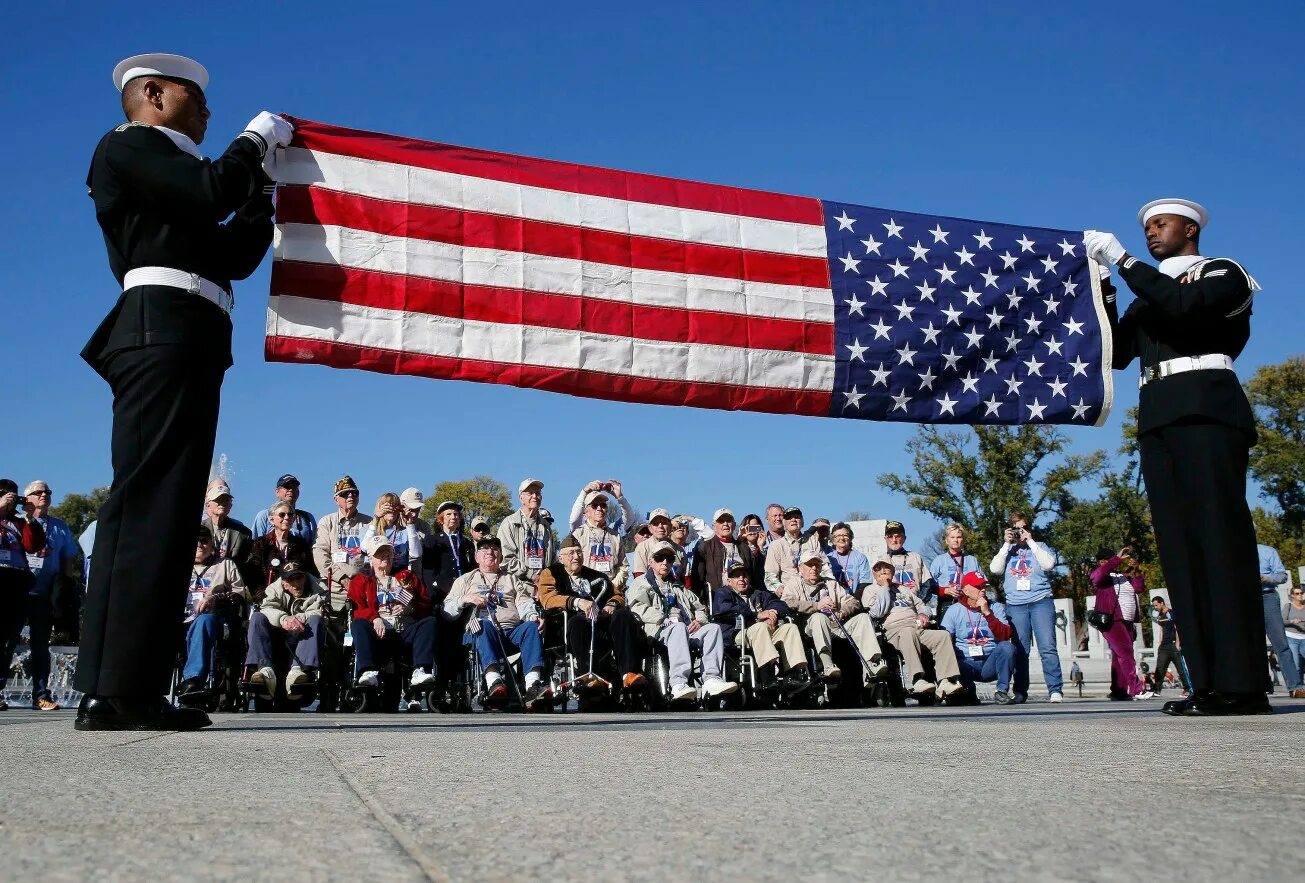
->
[[737, 620, 805, 670], [884, 622, 960, 682], [803, 612, 881, 677]]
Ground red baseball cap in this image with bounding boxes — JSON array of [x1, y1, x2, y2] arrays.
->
[[961, 572, 987, 589]]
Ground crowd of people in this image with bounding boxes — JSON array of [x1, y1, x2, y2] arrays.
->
[[2, 472, 1300, 712]]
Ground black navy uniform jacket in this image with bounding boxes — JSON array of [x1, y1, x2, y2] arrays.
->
[[82, 123, 274, 373], [1105, 255, 1257, 437]]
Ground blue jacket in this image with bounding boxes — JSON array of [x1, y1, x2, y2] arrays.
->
[[252, 507, 318, 543], [941, 598, 1012, 656], [928, 551, 983, 597], [28, 515, 78, 594], [711, 585, 790, 644]]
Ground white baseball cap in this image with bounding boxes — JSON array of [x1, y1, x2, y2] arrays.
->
[[362, 534, 392, 557], [518, 478, 544, 494], [648, 508, 672, 524], [399, 487, 424, 510], [713, 508, 734, 522]]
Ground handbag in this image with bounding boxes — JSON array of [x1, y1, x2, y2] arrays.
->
[[1087, 609, 1114, 631]]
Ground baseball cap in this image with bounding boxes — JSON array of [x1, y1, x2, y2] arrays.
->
[[884, 520, 905, 534], [0, 479, 17, 496], [280, 559, 306, 578], [872, 558, 895, 571], [476, 536, 503, 550], [205, 482, 232, 502], [24, 480, 50, 496], [400, 487, 425, 510], [584, 491, 610, 507], [362, 534, 392, 557], [276, 473, 300, 489], [800, 549, 824, 565], [726, 562, 750, 578], [333, 475, 359, 496], [651, 545, 677, 563], [783, 506, 803, 519], [648, 508, 672, 524], [960, 571, 987, 588], [812, 517, 831, 529], [518, 478, 544, 494], [713, 508, 734, 523], [470, 514, 490, 530]]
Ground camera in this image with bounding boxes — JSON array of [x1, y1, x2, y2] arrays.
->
[[599, 482, 614, 493]]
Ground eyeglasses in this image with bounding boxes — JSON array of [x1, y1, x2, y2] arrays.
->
[[272, 512, 293, 519], [28, 490, 50, 497], [337, 491, 358, 499]]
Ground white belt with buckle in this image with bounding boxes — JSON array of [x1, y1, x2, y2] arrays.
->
[[1138, 354, 1233, 388], [123, 266, 234, 315]]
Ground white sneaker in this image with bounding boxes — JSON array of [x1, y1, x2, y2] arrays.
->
[[286, 665, 309, 694], [524, 671, 542, 690], [250, 666, 277, 698], [356, 670, 379, 688], [1048, 691, 1063, 703], [704, 678, 739, 697], [822, 665, 842, 682], [868, 657, 887, 678], [911, 677, 934, 695], [940, 677, 965, 697], [484, 671, 504, 689], [410, 667, 436, 687], [670, 682, 697, 702], [1133, 690, 1156, 701]]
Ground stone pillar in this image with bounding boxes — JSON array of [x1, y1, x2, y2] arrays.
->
[[1052, 597, 1075, 658]]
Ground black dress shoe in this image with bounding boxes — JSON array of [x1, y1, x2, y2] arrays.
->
[[1162, 694, 1200, 716], [1189, 692, 1273, 716], [176, 677, 207, 697], [74, 695, 212, 732]]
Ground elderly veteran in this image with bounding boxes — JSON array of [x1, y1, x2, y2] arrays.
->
[[865, 559, 964, 700], [422, 499, 476, 597], [348, 533, 438, 692], [176, 525, 248, 700], [632, 508, 688, 581], [881, 520, 937, 608], [570, 488, 631, 590], [250, 499, 316, 600], [251, 474, 317, 542], [498, 478, 555, 587], [627, 546, 737, 702], [764, 506, 827, 597], [539, 535, 646, 690], [245, 558, 328, 701], [712, 562, 810, 694], [692, 508, 760, 599], [312, 475, 371, 612], [445, 536, 551, 709], [783, 550, 885, 684]]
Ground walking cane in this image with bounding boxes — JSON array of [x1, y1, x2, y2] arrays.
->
[[825, 588, 871, 676]]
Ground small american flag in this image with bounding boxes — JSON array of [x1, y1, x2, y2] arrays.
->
[[266, 119, 1111, 425]]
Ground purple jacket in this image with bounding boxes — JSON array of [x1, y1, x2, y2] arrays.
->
[[1090, 555, 1144, 620]]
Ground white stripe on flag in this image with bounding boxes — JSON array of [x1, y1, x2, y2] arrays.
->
[[277, 148, 830, 258], [275, 224, 837, 325], [268, 295, 837, 392]]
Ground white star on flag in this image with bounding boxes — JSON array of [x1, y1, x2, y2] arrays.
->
[[846, 338, 868, 361], [834, 211, 856, 231]]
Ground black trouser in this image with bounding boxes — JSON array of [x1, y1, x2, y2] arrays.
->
[[566, 607, 644, 676], [1139, 420, 1265, 695], [76, 345, 225, 698], [0, 570, 33, 688], [1153, 642, 1191, 692]]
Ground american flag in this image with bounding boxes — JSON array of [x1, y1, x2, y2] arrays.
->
[[266, 119, 1112, 425]]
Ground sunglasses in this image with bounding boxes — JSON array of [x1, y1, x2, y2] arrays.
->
[[337, 491, 359, 499], [272, 511, 294, 519]]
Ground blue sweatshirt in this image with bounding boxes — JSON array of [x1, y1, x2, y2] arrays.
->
[[989, 540, 1057, 606]]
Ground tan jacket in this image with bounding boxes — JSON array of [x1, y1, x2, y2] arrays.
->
[[497, 508, 556, 583], [764, 533, 828, 594], [259, 575, 327, 628], [444, 569, 540, 633], [781, 577, 861, 620], [186, 558, 248, 621], [312, 510, 372, 609], [625, 572, 708, 638]]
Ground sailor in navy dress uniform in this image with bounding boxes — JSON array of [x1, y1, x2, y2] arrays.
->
[[1085, 199, 1267, 716], [75, 53, 294, 730]]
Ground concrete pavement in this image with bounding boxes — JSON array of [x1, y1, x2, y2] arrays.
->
[[2, 699, 1302, 882]]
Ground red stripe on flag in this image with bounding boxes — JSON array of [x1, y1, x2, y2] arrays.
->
[[277, 186, 832, 290], [271, 261, 836, 357], [265, 334, 832, 417], [284, 117, 824, 227]]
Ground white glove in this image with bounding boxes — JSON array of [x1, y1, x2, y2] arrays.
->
[[262, 147, 289, 183], [244, 111, 295, 150], [1083, 230, 1125, 266], [1094, 261, 1111, 281]]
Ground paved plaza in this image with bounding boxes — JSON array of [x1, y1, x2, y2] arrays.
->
[[3, 699, 1302, 882]]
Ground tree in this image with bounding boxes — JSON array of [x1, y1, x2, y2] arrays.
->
[[419, 476, 513, 532], [1246, 358, 1305, 562], [877, 425, 1107, 573], [50, 486, 109, 538]]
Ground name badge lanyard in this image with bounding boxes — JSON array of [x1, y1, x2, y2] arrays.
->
[[446, 531, 463, 576], [479, 572, 504, 623], [831, 552, 853, 590]]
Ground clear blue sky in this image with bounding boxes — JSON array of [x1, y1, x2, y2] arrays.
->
[[4, 1, 1303, 542]]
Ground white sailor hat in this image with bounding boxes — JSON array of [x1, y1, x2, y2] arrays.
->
[[1138, 198, 1209, 229], [113, 53, 209, 93]]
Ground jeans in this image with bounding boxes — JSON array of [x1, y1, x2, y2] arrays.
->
[[182, 613, 220, 680], [464, 620, 545, 675], [246, 611, 325, 670], [659, 620, 724, 685], [1262, 592, 1302, 690], [0, 587, 55, 698], [1286, 636, 1305, 676], [1007, 596, 1063, 695], [1154, 643, 1192, 692], [955, 640, 1015, 691], [352, 616, 437, 674], [0, 579, 30, 690]]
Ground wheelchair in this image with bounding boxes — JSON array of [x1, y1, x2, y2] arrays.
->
[[335, 607, 447, 714], [171, 598, 249, 713], [541, 608, 634, 713]]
